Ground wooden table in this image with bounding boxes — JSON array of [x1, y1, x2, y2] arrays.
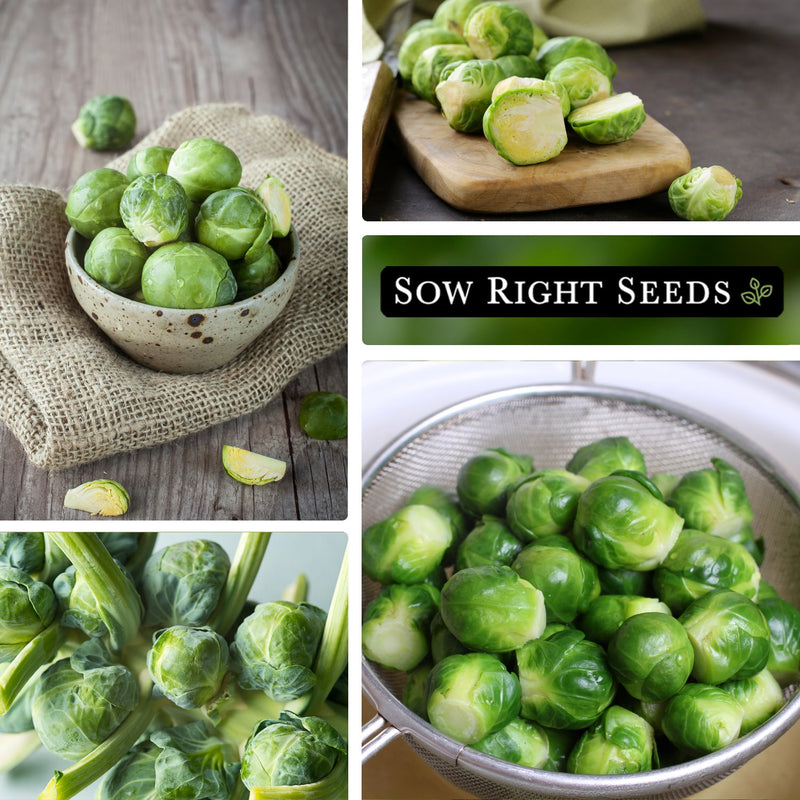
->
[[0, 0, 347, 520], [363, 0, 799, 221]]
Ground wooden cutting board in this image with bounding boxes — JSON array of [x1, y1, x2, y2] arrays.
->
[[393, 91, 691, 214], [362, 61, 396, 204]]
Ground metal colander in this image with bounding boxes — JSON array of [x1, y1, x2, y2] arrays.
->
[[361, 370, 800, 800]]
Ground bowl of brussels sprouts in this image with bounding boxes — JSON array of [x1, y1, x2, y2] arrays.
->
[[64, 138, 299, 374], [361, 381, 800, 799]]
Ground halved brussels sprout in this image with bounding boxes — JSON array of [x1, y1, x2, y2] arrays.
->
[[433, 0, 486, 36], [494, 54, 546, 80], [362, 583, 440, 671], [427, 652, 521, 744], [568, 92, 646, 144], [84, 226, 149, 295], [668, 165, 743, 221], [397, 26, 466, 87], [679, 589, 771, 684], [492, 76, 570, 116], [661, 683, 743, 752], [758, 596, 800, 686], [0, 567, 57, 660], [456, 515, 522, 570], [141, 242, 237, 308], [72, 95, 136, 150], [567, 436, 646, 483], [166, 137, 242, 203], [412, 43, 475, 104], [299, 391, 348, 440], [567, 706, 654, 774], [456, 447, 532, 517], [221, 445, 286, 485], [463, 2, 534, 59], [126, 145, 176, 180], [720, 667, 784, 734], [545, 57, 612, 110], [63, 479, 130, 516], [482, 85, 567, 165], [436, 59, 508, 133], [536, 35, 617, 79], [440, 565, 546, 652], [506, 470, 589, 540], [579, 594, 671, 646], [516, 628, 616, 729], [65, 168, 130, 239], [254, 175, 292, 238]]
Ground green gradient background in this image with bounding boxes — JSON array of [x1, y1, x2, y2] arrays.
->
[[363, 236, 800, 345]]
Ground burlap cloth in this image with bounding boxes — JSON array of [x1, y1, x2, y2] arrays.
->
[[0, 104, 347, 470]]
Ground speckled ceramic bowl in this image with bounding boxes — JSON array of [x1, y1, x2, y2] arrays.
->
[[65, 227, 298, 373]]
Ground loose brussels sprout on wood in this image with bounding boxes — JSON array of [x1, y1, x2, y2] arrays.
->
[[166, 137, 243, 203], [72, 94, 136, 150], [120, 173, 190, 247], [720, 667, 784, 735], [65, 168, 130, 239], [456, 515, 522, 570], [494, 53, 545, 80], [456, 447, 532, 517], [545, 56, 612, 110], [126, 145, 176, 180], [580, 594, 671, 646], [63, 478, 130, 516], [568, 92, 646, 144], [506, 470, 589, 540], [536, 35, 617, 79], [463, 1, 534, 59], [492, 76, 570, 116], [435, 58, 508, 133], [84, 226, 150, 295], [299, 391, 348, 440], [668, 165, 743, 221], [661, 683, 743, 752], [397, 26, 466, 88], [412, 43, 475, 105]]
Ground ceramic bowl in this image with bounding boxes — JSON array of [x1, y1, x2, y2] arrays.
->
[[65, 227, 299, 373]]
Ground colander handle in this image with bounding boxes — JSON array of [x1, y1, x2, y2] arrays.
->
[[362, 713, 403, 762]]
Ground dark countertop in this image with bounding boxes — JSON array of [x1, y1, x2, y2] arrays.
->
[[363, 0, 800, 221]]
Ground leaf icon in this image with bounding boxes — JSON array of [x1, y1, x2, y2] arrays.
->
[[750, 277, 761, 291], [760, 284, 774, 299], [741, 291, 758, 305]]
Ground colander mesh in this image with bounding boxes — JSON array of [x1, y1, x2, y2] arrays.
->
[[362, 387, 800, 800]]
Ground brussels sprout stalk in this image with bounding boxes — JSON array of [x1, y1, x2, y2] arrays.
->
[[283, 573, 310, 603], [0, 621, 64, 713], [247, 755, 347, 800]]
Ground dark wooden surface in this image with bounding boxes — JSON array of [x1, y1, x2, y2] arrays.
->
[[363, 0, 800, 221], [0, 0, 347, 521]]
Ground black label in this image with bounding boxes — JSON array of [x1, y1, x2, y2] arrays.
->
[[380, 266, 783, 318]]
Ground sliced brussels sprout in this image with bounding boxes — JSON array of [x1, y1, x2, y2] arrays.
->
[[299, 391, 348, 440], [435, 59, 508, 133], [545, 57, 612, 110], [254, 175, 292, 238], [397, 26, 465, 87], [63, 479, 130, 516], [166, 137, 242, 203], [668, 165, 743, 221], [221, 445, 287, 485], [473, 716, 551, 769], [567, 706, 655, 774], [758, 595, 800, 686], [72, 94, 136, 150], [568, 92, 646, 144], [440, 564, 546, 652], [84, 226, 149, 295], [506, 470, 589, 540], [494, 54, 546, 80], [362, 582, 440, 671], [483, 86, 568, 166], [679, 589, 771, 684], [126, 145, 176, 180], [231, 244, 282, 301], [492, 76, 570, 116], [433, 0, 486, 36], [579, 594, 671, 646], [0, 567, 57, 660], [456, 515, 522, 570], [567, 436, 646, 483], [456, 447, 533, 517], [196, 186, 269, 261], [65, 167, 130, 239], [412, 43, 475, 105], [463, 2, 534, 59], [536, 35, 617, 79], [720, 667, 784, 734], [120, 173, 189, 247], [661, 683, 743, 752], [141, 242, 236, 308], [427, 652, 521, 744]]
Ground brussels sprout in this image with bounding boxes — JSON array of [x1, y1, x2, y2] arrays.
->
[[240, 711, 346, 789], [440, 565, 546, 652], [607, 612, 694, 702], [567, 437, 646, 483], [84, 226, 149, 295], [408, 485, 470, 561], [456, 447, 533, 517], [397, 26, 465, 87], [463, 2, 534, 59], [147, 625, 229, 709], [0, 567, 57, 659], [362, 583, 440, 671], [516, 629, 616, 729], [679, 589, 771, 684], [430, 609, 469, 663], [492, 75, 570, 116], [456, 515, 522, 570], [536, 35, 617, 79], [668, 165, 743, 221], [494, 53, 546, 80], [506, 470, 589, 541], [435, 59, 508, 133], [141, 539, 230, 628], [31, 639, 139, 760], [231, 243, 282, 300], [72, 94, 136, 150], [65, 168, 130, 239], [54, 559, 143, 649], [567, 706, 655, 774], [166, 137, 242, 203], [363, 504, 453, 585], [620, 694, 668, 735], [473, 716, 552, 768], [120, 173, 189, 247], [98, 740, 159, 800], [720, 667, 784, 734], [568, 92, 646, 144], [572, 471, 683, 571], [653, 529, 761, 615], [126, 145, 176, 180], [402, 659, 433, 719], [661, 683, 743, 752], [150, 720, 240, 800], [412, 43, 475, 105], [758, 596, 800, 686], [141, 242, 236, 308], [580, 594, 671, 646], [299, 391, 348, 440], [0, 532, 46, 577], [63, 478, 130, 516], [231, 600, 326, 700], [254, 175, 292, 238], [545, 57, 612, 110], [433, 0, 486, 35], [194, 186, 269, 261], [511, 535, 600, 623], [221, 445, 286, 485], [597, 566, 652, 597], [427, 652, 521, 744], [482, 84, 567, 166]]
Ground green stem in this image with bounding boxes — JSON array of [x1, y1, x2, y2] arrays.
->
[[248, 755, 347, 800], [0, 621, 64, 713], [207, 532, 271, 637]]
